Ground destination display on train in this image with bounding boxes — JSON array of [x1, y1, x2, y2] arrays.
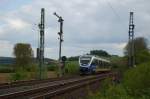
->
[[81, 57, 91, 60]]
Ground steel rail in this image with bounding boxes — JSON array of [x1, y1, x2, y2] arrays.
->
[[0, 73, 114, 99]]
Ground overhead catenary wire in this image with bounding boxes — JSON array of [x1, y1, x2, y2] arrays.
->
[[104, 0, 126, 28]]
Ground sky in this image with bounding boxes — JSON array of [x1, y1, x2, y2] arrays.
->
[[0, 0, 150, 59]]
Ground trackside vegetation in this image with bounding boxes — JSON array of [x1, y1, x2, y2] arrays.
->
[[0, 37, 149, 98], [88, 62, 150, 99], [64, 61, 79, 75], [88, 37, 150, 99]]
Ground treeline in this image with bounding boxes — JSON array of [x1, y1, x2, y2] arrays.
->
[[67, 50, 116, 61], [90, 50, 111, 57]]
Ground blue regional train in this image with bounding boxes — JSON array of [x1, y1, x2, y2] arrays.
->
[[79, 55, 111, 74]]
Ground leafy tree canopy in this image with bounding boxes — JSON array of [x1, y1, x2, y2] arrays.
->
[[13, 43, 33, 69], [67, 56, 79, 61], [124, 37, 150, 65], [90, 50, 111, 57], [124, 37, 149, 55]]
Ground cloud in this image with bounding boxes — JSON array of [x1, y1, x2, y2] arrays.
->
[[5, 18, 30, 30], [0, 40, 14, 57], [0, 0, 150, 59]]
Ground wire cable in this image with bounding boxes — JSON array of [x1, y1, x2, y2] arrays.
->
[[105, 0, 126, 27]]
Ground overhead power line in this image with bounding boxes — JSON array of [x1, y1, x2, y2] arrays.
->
[[104, 0, 126, 27]]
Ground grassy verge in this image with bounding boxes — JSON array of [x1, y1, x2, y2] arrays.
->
[[64, 61, 79, 75], [88, 62, 150, 99], [0, 64, 14, 73]]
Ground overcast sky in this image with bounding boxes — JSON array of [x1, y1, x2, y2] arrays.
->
[[0, 0, 150, 59]]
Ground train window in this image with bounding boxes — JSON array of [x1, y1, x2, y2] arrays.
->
[[96, 60, 98, 65], [99, 61, 102, 66], [91, 59, 98, 65], [80, 60, 90, 64]]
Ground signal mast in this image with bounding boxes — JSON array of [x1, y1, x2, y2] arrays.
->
[[37, 8, 45, 79], [128, 12, 135, 67], [53, 12, 64, 61]]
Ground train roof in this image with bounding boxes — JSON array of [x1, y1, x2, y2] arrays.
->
[[79, 55, 110, 63], [93, 56, 110, 63]]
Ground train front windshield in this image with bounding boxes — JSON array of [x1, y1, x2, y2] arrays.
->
[[80, 57, 91, 66]]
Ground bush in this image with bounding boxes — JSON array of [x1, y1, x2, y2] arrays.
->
[[88, 79, 132, 99], [105, 85, 129, 99], [88, 62, 150, 99], [123, 62, 150, 97], [27, 64, 39, 79], [47, 63, 58, 71], [0, 67, 14, 73], [10, 68, 28, 81], [9, 64, 41, 81], [64, 61, 79, 75], [111, 57, 128, 78], [135, 50, 150, 65]]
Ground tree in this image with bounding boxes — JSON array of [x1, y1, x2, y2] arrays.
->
[[124, 37, 150, 65], [90, 50, 111, 57], [124, 37, 148, 55], [13, 43, 33, 69], [67, 56, 79, 61]]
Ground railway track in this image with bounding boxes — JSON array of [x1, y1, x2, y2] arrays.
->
[[0, 72, 115, 99], [0, 75, 80, 90]]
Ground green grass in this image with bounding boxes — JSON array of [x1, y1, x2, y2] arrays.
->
[[64, 61, 79, 75], [88, 62, 150, 99], [47, 63, 58, 71], [0, 64, 14, 73], [46, 61, 79, 76]]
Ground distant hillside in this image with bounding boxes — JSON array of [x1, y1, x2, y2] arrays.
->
[[0, 57, 15, 65], [0, 57, 56, 65]]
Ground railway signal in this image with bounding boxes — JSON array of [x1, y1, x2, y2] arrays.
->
[[128, 12, 135, 67], [53, 12, 64, 61], [53, 12, 64, 77], [61, 56, 67, 75]]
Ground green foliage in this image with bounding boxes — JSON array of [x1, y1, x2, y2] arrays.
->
[[10, 68, 28, 81], [0, 67, 14, 73], [0, 65, 14, 73], [89, 38, 150, 99], [111, 56, 128, 79], [67, 56, 79, 61], [124, 37, 150, 65], [88, 78, 132, 99], [105, 85, 129, 99], [135, 50, 150, 65], [13, 43, 33, 69], [64, 61, 79, 75], [47, 63, 58, 71], [9, 64, 44, 81], [89, 61, 150, 99], [32, 64, 48, 79], [27, 64, 39, 79], [99, 78, 113, 96], [40, 65, 48, 79], [90, 50, 111, 57], [124, 37, 148, 56], [123, 62, 150, 97], [99, 79, 127, 99]]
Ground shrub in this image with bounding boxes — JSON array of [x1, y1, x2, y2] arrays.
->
[[10, 68, 28, 81], [88, 62, 150, 99], [123, 62, 150, 97], [0, 67, 14, 73], [64, 61, 79, 75], [28, 64, 39, 79], [88, 79, 132, 99], [47, 63, 58, 71]]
